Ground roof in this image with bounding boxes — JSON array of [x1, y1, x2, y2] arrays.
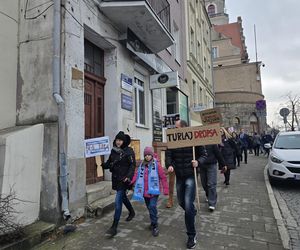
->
[[213, 20, 248, 61]]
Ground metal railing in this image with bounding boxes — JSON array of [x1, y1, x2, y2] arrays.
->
[[146, 0, 170, 32]]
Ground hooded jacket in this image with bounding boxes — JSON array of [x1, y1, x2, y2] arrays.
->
[[103, 133, 136, 190]]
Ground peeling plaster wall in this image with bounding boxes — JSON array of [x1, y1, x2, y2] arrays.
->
[[17, 0, 57, 125], [0, 0, 18, 129]]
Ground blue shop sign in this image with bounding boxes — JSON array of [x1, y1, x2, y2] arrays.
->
[[121, 93, 133, 111]]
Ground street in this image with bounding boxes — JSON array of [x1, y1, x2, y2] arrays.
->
[[273, 181, 300, 249], [34, 155, 284, 250]]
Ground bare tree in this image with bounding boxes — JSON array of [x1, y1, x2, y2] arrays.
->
[[281, 92, 300, 131], [0, 188, 24, 244]]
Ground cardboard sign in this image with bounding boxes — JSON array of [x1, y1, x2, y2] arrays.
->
[[166, 123, 221, 149], [84, 136, 111, 158], [200, 108, 222, 125]]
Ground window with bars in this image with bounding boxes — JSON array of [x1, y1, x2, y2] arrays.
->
[[84, 39, 104, 77]]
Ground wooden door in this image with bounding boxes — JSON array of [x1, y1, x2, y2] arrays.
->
[[84, 73, 105, 185]]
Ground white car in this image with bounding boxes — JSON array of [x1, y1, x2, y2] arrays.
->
[[267, 131, 300, 183]]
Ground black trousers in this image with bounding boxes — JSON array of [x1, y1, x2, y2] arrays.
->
[[240, 147, 248, 163]]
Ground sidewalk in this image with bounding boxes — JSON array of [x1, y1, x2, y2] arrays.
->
[[35, 155, 284, 250]]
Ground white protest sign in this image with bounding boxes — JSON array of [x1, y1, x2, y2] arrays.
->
[[84, 136, 111, 158]]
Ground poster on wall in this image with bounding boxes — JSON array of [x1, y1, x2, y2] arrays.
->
[[130, 139, 141, 162], [163, 113, 180, 128], [152, 89, 163, 142], [84, 136, 111, 158], [121, 93, 133, 111]]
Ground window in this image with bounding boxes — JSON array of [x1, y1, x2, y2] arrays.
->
[[84, 39, 104, 77], [199, 87, 203, 104], [134, 77, 145, 125], [173, 22, 181, 63], [197, 41, 201, 63], [207, 4, 216, 16], [212, 47, 218, 59], [190, 28, 195, 55], [179, 92, 188, 123], [192, 80, 197, 106], [167, 89, 177, 114]]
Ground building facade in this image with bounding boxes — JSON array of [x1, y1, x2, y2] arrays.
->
[[205, 0, 267, 134], [0, 0, 188, 225], [185, 0, 214, 126]]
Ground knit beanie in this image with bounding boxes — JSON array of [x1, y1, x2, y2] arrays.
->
[[115, 131, 126, 141], [144, 146, 154, 157]]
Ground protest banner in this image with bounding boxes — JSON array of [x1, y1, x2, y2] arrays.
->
[[166, 123, 221, 149], [200, 108, 222, 125], [84, 136, 111, 177]]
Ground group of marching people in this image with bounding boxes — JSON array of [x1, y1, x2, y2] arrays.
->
[[102, 121, 253, 249]]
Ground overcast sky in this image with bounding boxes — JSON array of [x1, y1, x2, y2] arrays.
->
[[226, 0, 300, 128]]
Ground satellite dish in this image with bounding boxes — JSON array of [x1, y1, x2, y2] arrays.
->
[[279, 108, 290, 117]]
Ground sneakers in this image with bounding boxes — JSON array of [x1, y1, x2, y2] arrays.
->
[[187, 235, 197, 249], [209, 206, 215, 212], [152, 226, 159, 237]]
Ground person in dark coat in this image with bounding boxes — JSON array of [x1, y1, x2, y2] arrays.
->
[[102, 131, 136, 237], [166, 120, 207, 249], [199, 144, 226, 212], [231, 131, 241, 167], [219, 127, 237, 185], [239, 128, 249, 164]]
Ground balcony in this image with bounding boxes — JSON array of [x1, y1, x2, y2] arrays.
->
[[100, 0, 174, 53]]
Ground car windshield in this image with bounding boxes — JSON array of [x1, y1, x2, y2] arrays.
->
[[274, 134, 300, 149]]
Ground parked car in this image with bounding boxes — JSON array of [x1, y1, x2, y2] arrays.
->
[[267, 131, 300, 184]]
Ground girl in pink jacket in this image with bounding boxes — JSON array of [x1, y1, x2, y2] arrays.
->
[[131, 146, 169, 237]]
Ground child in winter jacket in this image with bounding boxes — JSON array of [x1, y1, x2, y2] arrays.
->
[[131, 146, 169, 237]]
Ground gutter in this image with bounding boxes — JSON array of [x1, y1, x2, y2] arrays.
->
[[53, 0, 70, 220]]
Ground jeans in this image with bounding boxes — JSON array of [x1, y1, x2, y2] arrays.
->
[[199, 164, 217, 207], [114, 189, 133, 221], [176, 176, 196, 237], [144, 196, 158, 226], [254, 145, 260, 156]]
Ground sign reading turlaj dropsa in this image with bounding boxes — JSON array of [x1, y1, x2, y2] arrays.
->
[[121, 73, 133, 92], [84, 136, 111, 158], [166, 123, 221, 149], [150, 71, 178, 90], [200, 108, 222, 125]]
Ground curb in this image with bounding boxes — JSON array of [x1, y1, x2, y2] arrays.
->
[[264, 164, 290, 249]]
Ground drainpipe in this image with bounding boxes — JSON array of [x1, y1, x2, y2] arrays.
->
[[53, 0, 70, 220]]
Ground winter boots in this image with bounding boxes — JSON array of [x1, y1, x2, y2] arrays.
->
[[105, 219, 118, 237], [125, 208, 135, 221]]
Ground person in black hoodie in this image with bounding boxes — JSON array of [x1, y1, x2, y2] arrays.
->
[[102, 131, 136, 237], [199, 144, 226, 212], [219, 127, 237, 185], [166, 120, 207, 249]]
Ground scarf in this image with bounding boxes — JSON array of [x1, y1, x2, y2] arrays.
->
[[132, 159, 160, 202]]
